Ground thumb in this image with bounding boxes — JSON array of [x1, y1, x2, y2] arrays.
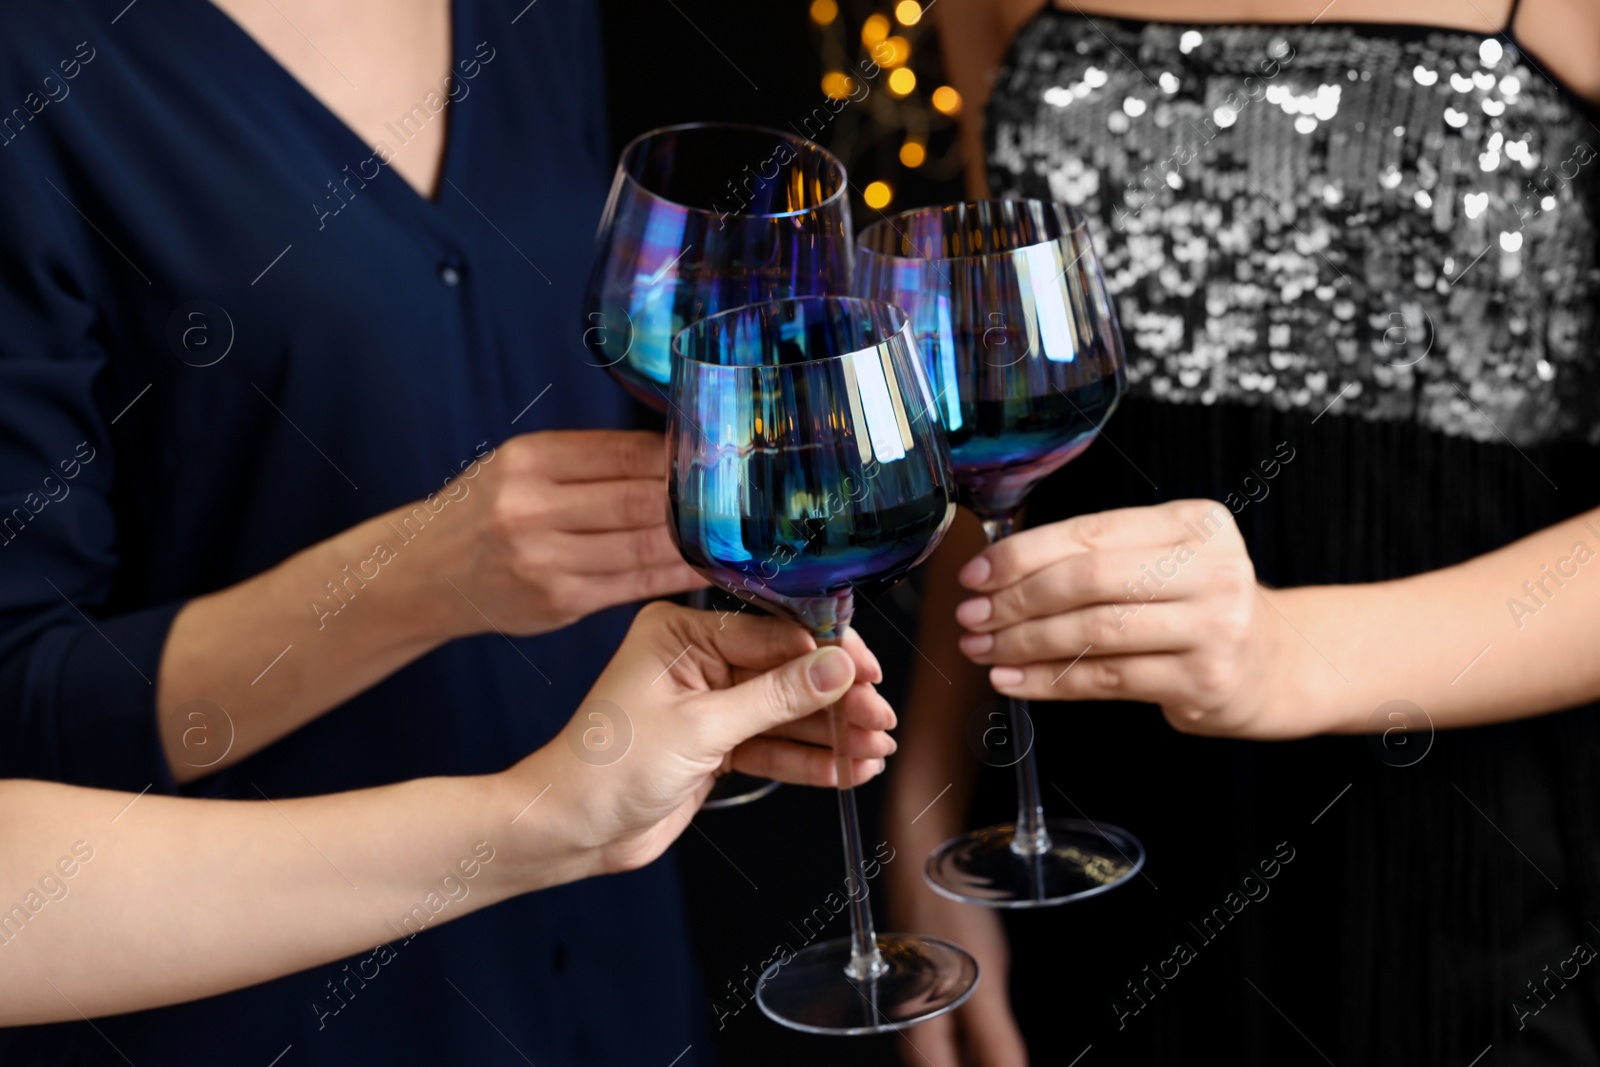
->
[[704, 645, 857, 745]]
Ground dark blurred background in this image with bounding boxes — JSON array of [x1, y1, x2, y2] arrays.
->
[[596, 2, 965, 1063]]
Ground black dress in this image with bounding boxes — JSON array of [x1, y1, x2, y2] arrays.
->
[[978, 10, 1600, 1064]]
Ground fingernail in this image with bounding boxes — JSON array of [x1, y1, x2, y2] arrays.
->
[[990, 666, 1025, 688], [887, 735, 899, 755], [958, 555, 991, 588], [955, 597, 992, 626], [959, 633, 994, 656], [808, 647, 853, 691], [876, 758, 888, 775]]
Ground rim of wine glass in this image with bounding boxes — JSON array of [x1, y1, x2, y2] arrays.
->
[[855, 197, 1092, 264], [615, 121, 850, 222], [669, 294, 909, 367]]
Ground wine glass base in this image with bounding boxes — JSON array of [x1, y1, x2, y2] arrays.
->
[[755, 934, 979, 1035], [700, 773, 781, 810], [925, 818, 1145, 908]]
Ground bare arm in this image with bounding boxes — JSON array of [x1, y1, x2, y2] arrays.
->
[[936, 0, 1021, 199], [156, 430, 703, 783], [0, 604, 892, 1025]]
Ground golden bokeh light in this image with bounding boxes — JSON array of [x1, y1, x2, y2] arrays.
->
[[809, 0, 839, 26], [899, 141, 926, 168], [894, 0, 923, 25], [821, 71, 854, 100], [931, 85, 963, 114], [877, 35, 912, 66], [861, 13, 891, 46], [887, 67, 917, 96], [863, 181, 893, 209]]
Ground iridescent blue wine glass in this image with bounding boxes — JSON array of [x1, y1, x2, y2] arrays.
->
[[856, 199, 1146, 908], [583, 121, 853, 409], [668, 296, 978, 1034], [583, 122, 852, 807]]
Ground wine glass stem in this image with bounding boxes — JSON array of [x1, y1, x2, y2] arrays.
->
[[981, 514, 1053, 858], [819, 632, 888, 982]]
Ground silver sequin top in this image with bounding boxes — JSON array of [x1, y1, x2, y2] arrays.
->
[[987, 13, 1600, 445]]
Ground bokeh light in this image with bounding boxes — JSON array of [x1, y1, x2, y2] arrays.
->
[[895, 1, 923, 25], [861, 13, 891, 47], [899, 141, 926, 168], [821, 71, 854, 100], [931, 85, 963, 114], [878, 35, 912, 66], [888, 67, 917, 96], [810, 0, 838, 26], [863, 181, 893, 209]]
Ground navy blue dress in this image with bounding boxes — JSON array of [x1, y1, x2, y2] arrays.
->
[[0, 1, 705, 1063]]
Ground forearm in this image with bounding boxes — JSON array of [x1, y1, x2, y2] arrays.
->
[[0, 747, 589, 1024], [157, 499, 470, 783], [936, 0, 1005, 199], [1282, 505, 1600, 733]]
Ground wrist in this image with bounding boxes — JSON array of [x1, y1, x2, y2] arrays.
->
[[487, 744, 607, 895], [351, 501, 480, 645], [1259, 585, 1363, 737]]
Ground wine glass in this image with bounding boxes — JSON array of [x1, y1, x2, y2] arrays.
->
[[668, 295, 978, 1034], [856, 199, 1146, 908], [583, 122, 853, 808]]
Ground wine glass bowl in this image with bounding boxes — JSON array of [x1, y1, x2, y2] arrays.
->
[[669, 296, 955, 637], [855, 199, 1124, 520], [667, 295, 978, 1034], [584, 123, 853, 411]]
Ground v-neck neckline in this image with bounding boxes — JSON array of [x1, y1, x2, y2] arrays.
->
[[187, 0, 470, 211]]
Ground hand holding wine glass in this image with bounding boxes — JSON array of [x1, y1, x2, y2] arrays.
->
[[856, 199, 1144, 908], [952, 498, 1307, 739]]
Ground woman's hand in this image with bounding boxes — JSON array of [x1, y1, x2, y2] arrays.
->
[[430, 430, 706, 639], [952, 500, 1318, 738], [504, 602, 895, 878]]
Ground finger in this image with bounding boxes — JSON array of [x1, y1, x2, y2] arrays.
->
[[667, 608, 820, 675], [958, 499, 1236, 591], [521, 430, 666, 483], [725, 671, 898, 729], [542, 479, 669, 532], [728, 739, 886, 787], [732, 640, 883, 692], [958, 548, 1228, 632], [702, 644, 858, 740], [987, 652, 1194, 704], [533, 525, 683, 574], [573, 562, 707, 617], [899, 1012, 962, 1067], [839, 627, 884, 685], [763, 711, 898, 759], [959, 601, 1206, 664]]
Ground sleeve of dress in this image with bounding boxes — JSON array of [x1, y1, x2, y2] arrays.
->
[[0, 159, 181, 795]]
